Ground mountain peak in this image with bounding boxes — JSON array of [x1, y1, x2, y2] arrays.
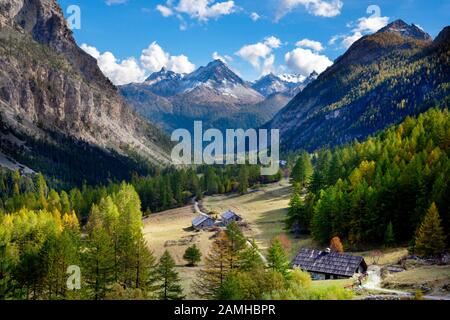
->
[[209, 59, 226, 67], [309, 70, 319, 78], [186, 59, 244, 85], [145, 67, 181, 82], [379, 19, 432, 41], [433, 26, 450, 49], [259, 73, 280, 81]]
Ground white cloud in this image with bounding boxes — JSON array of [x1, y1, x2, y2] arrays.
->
[[276, 0, 343, 21], [139, 42, 168, 72], [341, 31, 362, 48], [250, 12, 260, 21], [236, 36, 281, 75], [285, 48, 332, 76], [212, 51, 233, 63], [81, 42, 195, 84], [331, 13, 389, 49], [262, 54, 276, 75], [296, 38, 324, 52], [81, 44, 101, 60], [81, 44, 146, 85], [264, 36, 282, 49], [328, 34, 339, 46], [157, 0, 236, 22], [236, 43, 272, 68], [156, 4, 174, 17], [353, 15, 389, 34], [140, 42, 196, 74], [168, 55, 196, 74]]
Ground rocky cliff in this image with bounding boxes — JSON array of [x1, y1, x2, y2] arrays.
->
[[0, 0, 171, 185]]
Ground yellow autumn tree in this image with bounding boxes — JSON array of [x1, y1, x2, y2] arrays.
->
[[414, 203, 446, 257], [192, 231, 231, 299]]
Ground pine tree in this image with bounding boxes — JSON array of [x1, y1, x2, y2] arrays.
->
[[133, 238, 157, 291], [47, 189, 61, 213], [83, 205, 115, 300], [267, 238, 290, 279], [206, 168, 219, 195], [238, 240, 264, 272], [156, 251, 184, 300], [414, 203, 446, 257], [286, 187, 310, 232], [36, 173, 48, 198], [384, 222, 395, 247], [225, 221, 246, 269], [192, 231, 231, 299], [291, 151, 313, 187], [113, 183, 144, 287], [183, 245, 202, 266], [12, 170, 20, 196], [238, 166, 249, 195], [60, 191, 71, 214], [309, 170, 325, 195]]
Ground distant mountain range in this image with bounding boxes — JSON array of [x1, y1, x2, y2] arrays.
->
[[1, 0, 448, 189], [120, 61, 315, 132], [251, 71, 317, 97], [0, 0, 171, 186], [267, 20, 450, 152]]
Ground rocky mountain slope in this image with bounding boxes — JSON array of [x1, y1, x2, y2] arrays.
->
[[251, 72, 317, 97], [0, 0, 171, 186], [120, 60, 270, 132], [267, 20, 450, 152]]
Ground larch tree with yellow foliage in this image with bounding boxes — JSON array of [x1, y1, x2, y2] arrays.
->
[[414, 203, 446, 257]]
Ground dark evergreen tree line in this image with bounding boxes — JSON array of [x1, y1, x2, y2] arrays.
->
[[287, 108, 450, 250], [1, 164, 281, 221]]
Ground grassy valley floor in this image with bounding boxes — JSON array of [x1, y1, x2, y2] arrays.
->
[[143, 179, 304, 298], [143, 180, 450, 299]]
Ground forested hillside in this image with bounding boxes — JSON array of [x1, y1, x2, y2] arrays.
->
[[268, 21, 450, 152], [288, 108, 450, 250], [0, 164, 283, 299], [0, 164, 281, 221]]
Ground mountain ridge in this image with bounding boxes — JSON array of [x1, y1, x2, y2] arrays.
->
[[120, 59, 267, 132], [0, 0, 171, 185], [120, 60, 317, 133], [267, 20, 450, 152]]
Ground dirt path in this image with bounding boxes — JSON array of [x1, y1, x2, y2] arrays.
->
[[363, 265, 411, 296], [362, 265, 450, 300]]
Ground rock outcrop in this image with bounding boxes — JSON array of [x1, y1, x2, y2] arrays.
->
[[0, 0, 171, 177]]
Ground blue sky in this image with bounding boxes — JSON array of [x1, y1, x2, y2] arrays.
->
[[57, 0, 450, 84]]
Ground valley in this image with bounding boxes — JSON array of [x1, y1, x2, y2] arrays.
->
[[143, 180, 298, 299], [119, 61, 316, 133], [143, 179, 450, 300], [0, 0, 449, 303]]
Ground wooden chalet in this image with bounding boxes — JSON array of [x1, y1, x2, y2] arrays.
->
[[292, 248, 367, 280], [192, 214, 215, 230], [221, 210, 242, 226]]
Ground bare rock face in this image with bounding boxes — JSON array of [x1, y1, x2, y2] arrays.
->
[[0, 0, 171, 166]]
